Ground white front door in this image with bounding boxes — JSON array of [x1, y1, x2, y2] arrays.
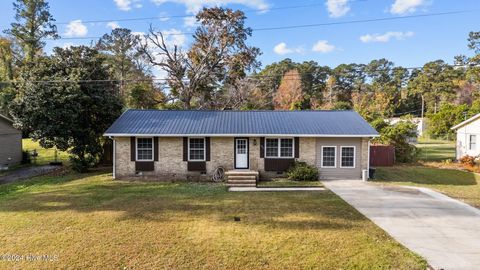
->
[[235, 139, 248, 169]]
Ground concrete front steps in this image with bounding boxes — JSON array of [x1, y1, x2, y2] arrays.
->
[[225, 170, 258, 187]]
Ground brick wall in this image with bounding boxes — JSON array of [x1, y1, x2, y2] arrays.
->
[[113, 136, 366, 181]]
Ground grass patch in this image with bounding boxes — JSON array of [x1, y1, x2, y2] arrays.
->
[[23, 138, 70, 166], [258, 178, 323, 187], [0, 172, 425, 269], [416, 138, 455, 162], [374, 166, 480, 208]]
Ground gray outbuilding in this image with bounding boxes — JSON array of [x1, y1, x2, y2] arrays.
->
[[0, 114, 22, 168]]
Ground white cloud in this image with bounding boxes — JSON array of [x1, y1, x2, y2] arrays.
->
[[159, 12, 170, 22], [273, 42, 304, 55], [107, 21, 120, 29], [64, 20, 88, 37], [163, 29, 187, 47], [312, 40, 336, 53], [113, 0, 142, 11], [360, 31, 414, 43], [390, 0, 428, 15], [150, 0, 269, 14], [326, 0, 350, 18]]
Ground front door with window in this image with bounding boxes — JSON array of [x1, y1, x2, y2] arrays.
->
[[235, 138, 249, 169]]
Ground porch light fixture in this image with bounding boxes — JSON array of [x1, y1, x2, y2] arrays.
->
[[253, 139, 257, 146]]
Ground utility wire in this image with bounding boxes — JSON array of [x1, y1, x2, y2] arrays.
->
[[0, 63, 475, 84], [54, 0, 368, 25], [49, 9, 480, 40]]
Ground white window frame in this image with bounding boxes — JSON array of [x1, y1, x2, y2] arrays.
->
[[340, 146, 356, 169], [264, 137, 295, 158], [321, 146, 337, 168], [469, 135, 477, 150], [136, 137, 154, 161], [188, 137, 206, 161]]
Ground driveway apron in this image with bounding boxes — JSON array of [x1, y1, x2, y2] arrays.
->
[[322, 180, 480, 270]]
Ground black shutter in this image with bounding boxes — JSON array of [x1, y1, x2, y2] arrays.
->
[[130, 137, 136, 161], [153, 137, 159, 161], [205, 137, 210, 161], [260, 137, 264, 158], [183, 137, 188, 161], [294, 137, 299, 158]]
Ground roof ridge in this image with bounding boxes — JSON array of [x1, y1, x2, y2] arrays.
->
[[126, 109, 355, 113]]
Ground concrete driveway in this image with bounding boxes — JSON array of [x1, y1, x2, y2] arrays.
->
[[322, 180, 480, 270]]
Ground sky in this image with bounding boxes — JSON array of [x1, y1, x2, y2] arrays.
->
[[0, 0, 479, 75]]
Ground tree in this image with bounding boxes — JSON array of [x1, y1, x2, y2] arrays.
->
[[10, 46, 123, 172], [0, 37, 21, 116], [127, 82, 165, 109], [254, 59, 296, 109], [296, 61, 330, 109], [140, 7, 260, 109], [407, 60, 461, 113], [372, 118, 418, 162], [4, 0, 59, 62], [427, 103, 469, 139], [329, 63, 366, 104], [468, 31, 480, 54], [365, 59, 409, 116], [96, 28, 146, 97], [273, 69, 303, 110], [0, 38, 16, 81]]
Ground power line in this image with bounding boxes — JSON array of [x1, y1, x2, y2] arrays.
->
[[54, 0, 368, 25], [48, 9, 480, 40], [253, 9, 479, 32], [0, 63, 475, 84]]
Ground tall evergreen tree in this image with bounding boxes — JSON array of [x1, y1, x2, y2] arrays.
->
[[4, 0, 59, 62]]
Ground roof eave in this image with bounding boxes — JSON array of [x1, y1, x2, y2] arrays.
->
[[451, 113, 480, 130], [104, 133, 380, 138], [0, 113, 13, 123]]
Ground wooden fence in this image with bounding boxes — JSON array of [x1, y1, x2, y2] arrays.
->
[[370, 145, 395, 167]]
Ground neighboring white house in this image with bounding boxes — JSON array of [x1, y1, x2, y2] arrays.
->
[[386, 117, 427, 137], [386, 117, 427, 143], [451, 113, 480, 159]]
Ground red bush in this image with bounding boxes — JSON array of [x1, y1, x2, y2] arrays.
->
[[460, 155, 476, 167]]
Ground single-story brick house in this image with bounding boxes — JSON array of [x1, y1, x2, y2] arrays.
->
[[451, 113, 480, 159], [104, 110, 379, 182], [0, 113, 22, 168]]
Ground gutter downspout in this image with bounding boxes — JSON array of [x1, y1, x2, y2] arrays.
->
[[367, 139, 370, 179], [110, 137, 116, 179]]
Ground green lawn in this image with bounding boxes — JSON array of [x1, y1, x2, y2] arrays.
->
[[258, 178, 324, 187], [415, 138, 455, 162], [0, 172, 425, 269], [22, 138, 70, 165], [374, 166, 480, 208]]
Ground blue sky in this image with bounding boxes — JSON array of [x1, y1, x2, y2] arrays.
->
[[0, 0, 478, 72]]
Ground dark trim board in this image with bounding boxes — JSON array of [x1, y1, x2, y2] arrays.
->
[[136, 161, 154, 171], [188, 161, 206, 171], [264, 158, 295, 172], [234, 137, 249, 169]]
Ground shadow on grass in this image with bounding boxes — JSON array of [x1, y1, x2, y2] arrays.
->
[[0, 169, 109, 196], [0, 173, 362, 230], [373, 166, 478, 186]]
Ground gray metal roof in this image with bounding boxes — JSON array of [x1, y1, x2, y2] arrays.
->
[[104, 109, 379, 137]]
